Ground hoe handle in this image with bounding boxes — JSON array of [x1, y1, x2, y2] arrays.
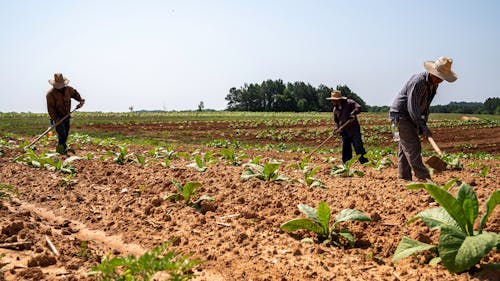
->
[[306, 118, 354, 159], [427, 137, 442, 156], [25, 108, 78, 149]]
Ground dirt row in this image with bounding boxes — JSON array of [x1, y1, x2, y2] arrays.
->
[[0, 138, 498, 280]]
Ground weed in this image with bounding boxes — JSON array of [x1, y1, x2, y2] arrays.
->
[[87, 241, 202, 280], [0, 183, 17, 206]]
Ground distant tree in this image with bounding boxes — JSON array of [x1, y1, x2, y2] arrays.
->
[[484, 97, 500, 114], [317, 84, 334, 111], [225, 80, 367, 112], [129, 106, 134, 112], [197, 101, 204, 111], [336, 85, 368, 111]]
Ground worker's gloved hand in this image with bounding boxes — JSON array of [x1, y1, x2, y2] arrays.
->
[[349, 114, 355, 119], [421, 126, 432, 138], [76, 99, 85, 109]]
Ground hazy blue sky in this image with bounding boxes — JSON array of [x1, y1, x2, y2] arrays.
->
[[0, 0, 498, 112]]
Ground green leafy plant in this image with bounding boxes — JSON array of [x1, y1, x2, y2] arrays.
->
[[291, 166, 325, 188], [14, 149, 79, 175], [87, 241, 202, 281], [478, 165, 490, 177], [112, 146, 133, 165], [393, 180, 499, 273], [330, 156, 364, 177], [0, 183, 17, 206], [219, 148, 247, 166], [441, 153, 463, 170], [164, 180, 214, 208], [241, 161, 288, 182], [364, 151, 393, 170], [281, 201, 371, 247], [77, 241, 93, 260]]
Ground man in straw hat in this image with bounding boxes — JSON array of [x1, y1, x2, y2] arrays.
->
[[46, 73, 85, 155], [327, 90, 368, 164], [389, 57, 457, 181]]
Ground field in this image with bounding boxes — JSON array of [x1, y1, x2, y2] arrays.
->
[[0, 111, 499, 281]]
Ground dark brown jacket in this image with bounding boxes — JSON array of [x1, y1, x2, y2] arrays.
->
[[333, 99, 362, 137], [46, 86, 83, 122]]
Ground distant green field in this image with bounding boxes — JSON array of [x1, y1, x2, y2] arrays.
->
[[0, 111, 498, 137]]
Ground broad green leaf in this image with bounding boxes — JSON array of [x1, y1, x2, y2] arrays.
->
[[183, 182, 201, 203], [429, 257, 441, 266], [63, 155, 81, 165], [406, 183, 469, 234], [455, 232, 498, 272], [443, 178, 459, 191], [408, 207, 461, 230], [456, 183, 478, 235], [240, 169, 257, 180], [263, 163, 280, 180], [337, 229, 355, 246], [280, 218, 323, 235], [317, 202, 331, 233], [480, 190, 500, 232], [439, 225, 497, 273], [298, 204, 319, 223], [335, 209, 371, 223], [392, 236, 437, 264], [163, 194, 183, 201]]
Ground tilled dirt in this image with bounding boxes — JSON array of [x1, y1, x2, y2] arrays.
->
[[0, 126, 499, 280]]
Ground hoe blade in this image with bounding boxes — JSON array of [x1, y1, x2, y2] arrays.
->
[[426, 156, 447, 173]]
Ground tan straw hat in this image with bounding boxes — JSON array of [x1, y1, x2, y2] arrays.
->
[[48, 73, 69, 89], [424, 57, 458, 82], [326, 90, 347, 100]]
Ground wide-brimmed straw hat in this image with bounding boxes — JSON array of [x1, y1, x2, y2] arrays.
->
[[424, 57, 458, 82], [326, 90, 347, 100], [48, 73, 69, 89]]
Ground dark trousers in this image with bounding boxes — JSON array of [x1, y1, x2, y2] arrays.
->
[[397, 117, 430, 180], [341, 131, 368, 164], [53, 118, 70, 151]]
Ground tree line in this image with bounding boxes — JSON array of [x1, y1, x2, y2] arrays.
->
[[225, 79, 499, 114]]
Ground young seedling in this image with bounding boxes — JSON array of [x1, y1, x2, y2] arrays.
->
[[281, 201, 371, 247], [291, 166, 325, 189], [0, 183, 17, 206], [219, 148, 247, 166], [241, 161, 288, 182], [393, 179, 499, 273], [164, 180, 215, 209], [330, 156, 364, 177]]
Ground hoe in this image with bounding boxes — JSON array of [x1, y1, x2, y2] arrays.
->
[[425, 136, 447, 172], [25, 108, 78, 149]]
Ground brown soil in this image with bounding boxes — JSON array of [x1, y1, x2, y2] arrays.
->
[[0, 123, 499, 280]]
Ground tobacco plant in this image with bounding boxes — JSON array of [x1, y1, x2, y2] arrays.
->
[[291, 166, 325, 189], [14, 149, 79, 175], [87, 241, 202, 281], [330, 156, 364, 177], [219, 148, 247, 166], [281, 201, 371, 247], [393, 180, 499, 273], [0, 183, 17, 206], [241, 161, 288, 182], [164, 180, 214, 208]]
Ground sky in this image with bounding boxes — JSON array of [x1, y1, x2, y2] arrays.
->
[[0, 0, 499, 112]]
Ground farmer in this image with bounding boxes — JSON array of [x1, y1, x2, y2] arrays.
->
[[46, 73, 85, 155], [389, 57, 457, 181], [327, 90, 368, 164]]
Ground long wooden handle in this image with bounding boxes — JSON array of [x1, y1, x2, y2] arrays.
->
[[427, 137, 442, 156]]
